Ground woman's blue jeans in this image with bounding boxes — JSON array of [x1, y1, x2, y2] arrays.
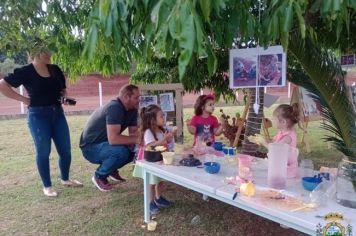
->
[[27, 105, 71, 187], [80, 142, 134, 179]]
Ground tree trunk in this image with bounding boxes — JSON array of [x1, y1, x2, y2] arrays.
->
[[241, 87, 265, 155]]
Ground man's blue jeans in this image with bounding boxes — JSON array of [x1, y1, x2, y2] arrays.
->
[[80, 142, 134, 179], [27, 105, 72, 187]]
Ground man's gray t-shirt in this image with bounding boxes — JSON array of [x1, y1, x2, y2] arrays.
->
[[79, 99, 138, 148]]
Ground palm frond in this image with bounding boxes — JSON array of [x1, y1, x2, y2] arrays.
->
[[288, 32, 356, 160]]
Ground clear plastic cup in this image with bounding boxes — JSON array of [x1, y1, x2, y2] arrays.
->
[[299, 159, 314, 177], [310, 180, 336, 207]]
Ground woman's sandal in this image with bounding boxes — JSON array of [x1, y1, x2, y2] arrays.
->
[[43, 187, 58, 197], [60, 179, 83, 187]]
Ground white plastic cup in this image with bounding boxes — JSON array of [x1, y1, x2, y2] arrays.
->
[[147, 221, 157, 231], [162, 152, 175, 165]]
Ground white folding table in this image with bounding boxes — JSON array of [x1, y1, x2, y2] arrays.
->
[[136, 159, 356, 235]]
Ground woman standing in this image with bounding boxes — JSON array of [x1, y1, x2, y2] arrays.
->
[[0, 41, 82, 197]]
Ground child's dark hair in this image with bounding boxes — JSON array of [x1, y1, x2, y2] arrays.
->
[[273, 103, 300, 128], [194, 95, 215, 116], [139, 104, 165, 145]]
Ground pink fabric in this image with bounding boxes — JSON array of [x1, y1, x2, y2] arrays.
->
[[272, 129, 298, 178], [190, 115, 219, 145], [272, 129, 297, 147], [137, 145, 145, 160]]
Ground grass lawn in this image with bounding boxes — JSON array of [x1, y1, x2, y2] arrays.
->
[[0, 105, 342, 235]]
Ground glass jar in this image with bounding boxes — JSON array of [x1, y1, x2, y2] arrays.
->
[[336, 158, 356, 208]]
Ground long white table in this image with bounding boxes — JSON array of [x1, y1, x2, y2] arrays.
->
[[136, 158, 356, 235]]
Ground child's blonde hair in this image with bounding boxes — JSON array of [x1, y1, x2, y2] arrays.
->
[[273, 103, 299, 128]]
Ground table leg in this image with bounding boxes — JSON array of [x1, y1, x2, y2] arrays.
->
[[143, 169, 150, 223]]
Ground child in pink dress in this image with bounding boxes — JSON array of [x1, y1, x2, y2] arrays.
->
[[270, 104, 300, 178], [186, 94, 223, 146]]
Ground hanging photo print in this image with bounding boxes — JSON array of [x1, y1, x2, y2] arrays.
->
[[139, 95, 158, 108], [229, 45, 286, 88], [299, 87, 321, 121], [159, 93, 175, 112], [340, 54, 355, 67]]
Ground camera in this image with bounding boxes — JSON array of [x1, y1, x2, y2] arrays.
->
[[60, 97, 76, 106]]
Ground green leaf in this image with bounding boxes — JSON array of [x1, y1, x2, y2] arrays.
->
[[104, 13, 113, 37], [151, 0, 163, 25], [335, 16, 343, 42], [112, 19, 122, 47], [194, 17, 207, 57], [178, 3, 195, 52], [210, 0, 226, 16], [178, 49, 191, 79], [83, 24, 98, 60], [321, 0, 332, 14], [198, 0, 211, 22], [207, 46, 217, 76], [142, 0, 149, 9], [168, 15, 178, 39], [332, 0, 341, 12], [280, 31, 289, 50], [156, 2, 172, 32], [283, 1, 293, 33], [99, 0, 110, 18], [155, 25, 169, 52], [310, 0, 322, 13], [349, 0, 356, 8], [294, 2, 306, 38]]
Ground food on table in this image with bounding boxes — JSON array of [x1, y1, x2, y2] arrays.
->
[[240, 182, 255, 197], [155, 146, 167, 152], [145, 146, 167, 152], [179, 154, 202, 167], [251, 189, 308, 211]]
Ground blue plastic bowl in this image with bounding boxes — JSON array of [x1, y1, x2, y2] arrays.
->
[[213, 142, 224, 151], [302, 177, 322, 191], [204, 162, 221, 174], [223, 146, 236, 155]]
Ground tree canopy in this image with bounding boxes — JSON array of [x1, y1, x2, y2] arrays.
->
[[1, 1, 355, 78], [1, 0, 356, 157]]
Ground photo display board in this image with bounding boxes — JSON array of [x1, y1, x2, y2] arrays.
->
[[229, 45, 286, 88]]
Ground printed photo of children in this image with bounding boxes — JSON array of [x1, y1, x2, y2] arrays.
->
[[258, 53, 282, 86], [229, 45, 286, 89], [232, 56, 257, 87], [139, 95, 158, 108]]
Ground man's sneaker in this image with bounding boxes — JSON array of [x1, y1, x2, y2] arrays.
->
[[154, 196, 171, 208], [109, 170, 126, 182], [150, 201, 160, 215], [91, 176, 113, 192]]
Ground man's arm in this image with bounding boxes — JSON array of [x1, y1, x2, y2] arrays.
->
[[128, 126, 139, 136], [107, 124, 138, 145]]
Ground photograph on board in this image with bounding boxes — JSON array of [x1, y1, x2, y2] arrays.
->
[[229, 45, 286, 88], [258, 53, 283, 86], [159, 93, 175, 112], [139, 95, 158, 108]]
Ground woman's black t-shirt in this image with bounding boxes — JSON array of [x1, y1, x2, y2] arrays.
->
[[4, 63, 66, 107]]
